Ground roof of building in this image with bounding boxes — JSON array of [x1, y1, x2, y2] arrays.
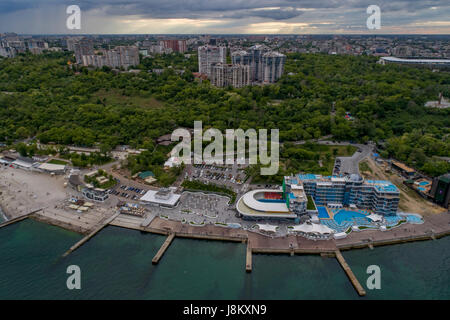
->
[[381, 56, 450, 64], [12, 159, 33, 168], [366, 180, 399, 194], [256, 224, 278, 233], [140, 189, 180, 206], [38, 162, 66, 172], [239, 189, 290, 213], [291, 223, 334, 234], [392, 160, 415, 173]]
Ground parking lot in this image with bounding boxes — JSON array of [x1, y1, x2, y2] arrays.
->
[[109, 184, 148, 201], [145, 191, 239, 225], [188, 163, 248, 192]]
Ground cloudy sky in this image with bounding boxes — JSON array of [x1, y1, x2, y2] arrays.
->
[[0, 0, 449, 34]]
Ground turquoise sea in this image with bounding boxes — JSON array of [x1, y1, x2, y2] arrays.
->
[[0, 219, 449, 299]]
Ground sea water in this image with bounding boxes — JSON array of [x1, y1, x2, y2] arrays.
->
[[0, 219, 448, 299]]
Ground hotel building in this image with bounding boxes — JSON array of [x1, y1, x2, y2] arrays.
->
[[284, 174, 400, 216], [237, 173, 400, 220]]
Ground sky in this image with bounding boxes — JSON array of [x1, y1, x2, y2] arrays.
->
[[0, 0, 449, 34]]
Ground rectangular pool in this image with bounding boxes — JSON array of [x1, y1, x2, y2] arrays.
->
[[317, 206, 330, 219]]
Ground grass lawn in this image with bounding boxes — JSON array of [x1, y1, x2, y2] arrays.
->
[[283, 143, 357, 176], [48, 159, 69, 165], [92, 89, 163, 109], [359, 160, 372, 173]]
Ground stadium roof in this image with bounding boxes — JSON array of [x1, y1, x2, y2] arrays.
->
[[381, 57, 450, 64], [240, 189, 289, 213]]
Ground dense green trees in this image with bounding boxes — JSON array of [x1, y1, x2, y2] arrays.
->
[[0, 51, 449, 176]]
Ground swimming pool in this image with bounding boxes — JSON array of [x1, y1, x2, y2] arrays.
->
[[405, 215, 423, 224], [417, 187, 426, 192], [317, 206, 330, 219], [333, 210, 369, 225], [418, 181, 430, 186]]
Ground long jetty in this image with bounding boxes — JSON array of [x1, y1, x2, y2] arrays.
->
[[335, 250, 366, 296], [246, 241, 252, 272], [152, 233, 176, 264], [62, 212, 120, 258], [0, 208, 43, 229]]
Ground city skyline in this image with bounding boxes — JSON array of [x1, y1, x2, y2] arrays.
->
[[0, 1, 450, 35]]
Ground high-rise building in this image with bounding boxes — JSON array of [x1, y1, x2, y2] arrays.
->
[[261, 51, 286, 83], [66, 37, 83, 51], [160, 39, 187, 53], [73, 39, 94, 64], [198, 45, 227, 76], [210, 63, 250, 88], [232, 46, 285, 83], [248, 45, 268, 82], [0, 41, 16, 58], [81, 46, 139, 69], [231, 50, 252, 66], [116, 46, 140, 69]]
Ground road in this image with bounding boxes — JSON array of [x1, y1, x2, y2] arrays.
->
[[333, 143, 374, 175]]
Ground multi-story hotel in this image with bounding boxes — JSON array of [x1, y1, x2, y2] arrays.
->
[[285, 174, 400, 216], [237, 173, 400, 220]]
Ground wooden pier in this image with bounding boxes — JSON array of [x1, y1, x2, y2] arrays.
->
[[335, 250, 366, 296], [246, 241, 252, 272], [0, 208, 43, 229], [152, 233, 175, 264], [62, 212, 120, 258]]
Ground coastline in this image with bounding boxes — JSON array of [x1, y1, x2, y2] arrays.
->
[[1, 166, 449, 254]]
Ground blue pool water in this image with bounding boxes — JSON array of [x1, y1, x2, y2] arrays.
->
[[417, 187, 426, 192], [405, 215, 423, 224], [333, 210, 369, 225], [317, 206, 330, 219], [384, 215, 403, 226], [418, 181, 430, 186]]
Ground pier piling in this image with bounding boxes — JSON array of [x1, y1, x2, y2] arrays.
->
[[335, 250, 366, 296], [246, 241, 252, 272], [152, 233, 175, 264]]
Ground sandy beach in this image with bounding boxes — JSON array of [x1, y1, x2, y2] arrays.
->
[[0, 166, 116, 233]]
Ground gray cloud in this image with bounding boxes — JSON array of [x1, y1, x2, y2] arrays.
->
[[0, 0, 449, 33]]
